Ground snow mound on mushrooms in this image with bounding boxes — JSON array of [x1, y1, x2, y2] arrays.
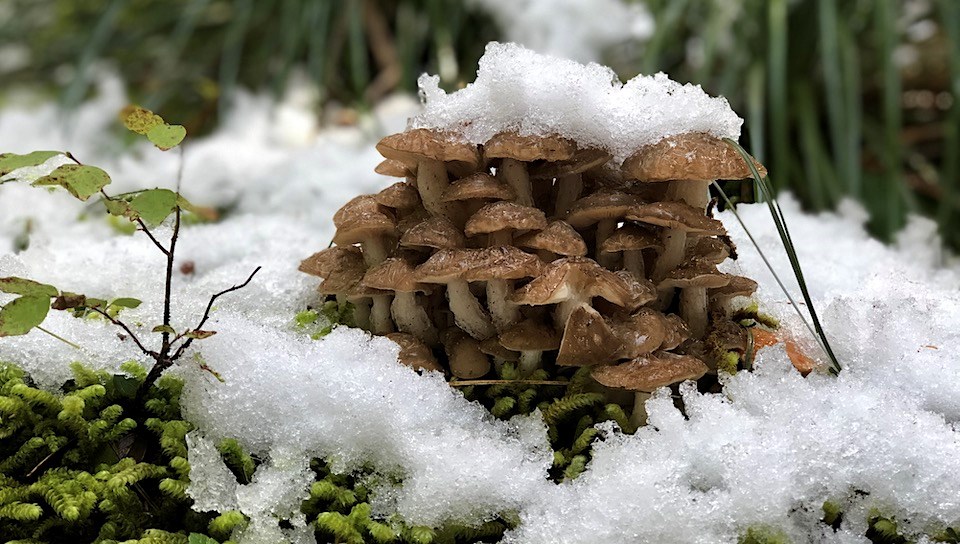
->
[[413, 42, 743, 163]]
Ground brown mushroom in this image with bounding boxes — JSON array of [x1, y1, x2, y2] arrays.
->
[[441, 172, 517, 218], [480, 337, 520, 370], [464, 201, 548, 247], [399, 216, 466, 253], [564, 189, 645, 266], [514, 220, 588, 261], [621, 132, 767, 211], [608, 308, 667, 359], [442, 328, 491, 379], [362, 258, 438, 345], [592, 352, 708, 426], [555, 305, 624, 366], [386, 332, 444, 373], [499, 319, 561, 375], [528, 148, 612, 216], [332, 195, 398, 267], [300, 246, 373, 329], [658, 260, 732, 339], [687, 237, 730, 265], [625, 201, 726, 281], [599, 224, 662, 280], [375, 159, 413, 178], [375, 182, 421, 213], [484, 132, 576, 207], [710, 275, 759, 315], [659, 313, 691, 351]]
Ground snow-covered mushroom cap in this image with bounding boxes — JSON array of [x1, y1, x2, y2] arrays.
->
[[514, 220, 588, 257], [361, 258, 431, 294], [483, 131, 577, 162], [375, 182, 421, 211], [600, 224, 662, 254], [625, 201, 726, 235], [556, 305, 623, 366], [564, 189, 645, 229], [499, 320, 561, 352], [591, 352, 709, 392], [416, 247, 545, 283], [386, 333, 444, 372], [464, 201, 548, 237], [376, 128, 481, 169], [621, 132, 767, 182], [400, 216, 465, 251], [442, 173, 516, 203], [331, 195, 398, 245]]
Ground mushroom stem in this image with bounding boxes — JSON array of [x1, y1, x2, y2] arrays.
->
[[347, 298, 371, 329], [596, 219, 617, 267], [446, 280, 496, 340], [631, 391, 652, 427], [487, 279, 520, 331], [554, 173, 583, 216], [555, 295, 589, 328], [489, 230, 512, 248], [499, 158, 534, 206], [370, 295, 394, 334], [652, 229, 687, 281], [667, 180, 711, 211], [517, 350, 543, 376], [623, 249, 646, 279], [361, 237, 390, 267], [391, 292, 438, 345], [679, 287, 709, 339], [417, 159, 459, 221]]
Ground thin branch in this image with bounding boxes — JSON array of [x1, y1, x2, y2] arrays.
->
[[160, 206, 181, 356], [135, 218, 170, 256], [171, 266, 262, 361], [88, 307, 156, 359]]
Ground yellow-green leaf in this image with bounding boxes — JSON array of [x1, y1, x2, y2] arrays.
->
[[120, 105, 163, 135], [33, 164, 111, 201], [0, 151, 62, 177], [109, 298, 142, 309], [0, 277, 57, 297], [0, 295, 50, 336], [184, 330, 216, 340], [152, 325, 176, 334], [147, 124, 186, 151], [130, 189, 178, 225]]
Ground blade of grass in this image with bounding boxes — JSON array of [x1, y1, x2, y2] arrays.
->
[[746, 62, 766, 163], [723, 138, 842, 375], [145, 0, 212, 110]]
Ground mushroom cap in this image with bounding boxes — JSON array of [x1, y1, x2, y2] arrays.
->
[[659, 313, 691, 350], [625, 201, 726, 235], [400, 216, 466, 251], [564, 189, 644, 228], [659, 260, 732, 290], [591, 352, 708, 392], [499, 320, 561, 352], [375, 159, 413, 178], [711, 275, 759, 301], [299, 246, 364, 278], [386, 332, 444, 372], [442, 173, 516, 202], [315, 252, 368, 295], [530, 148, 612, 179], [621, 132, 768, 182], [556, 305, 624, 366], [332, 195, 397, 245], [609, 308, 667, 359], [442, 328, 492, 379], [514, 220, 588, 257], [483, 131, 577, 162], [375, 182, 421, 210], [707, 320, 749, 354], [464, 201, 548, 237], [362, 258, 430, 293], [479, 337, 520, 361], [612, 270, 659, 311], [687, 237, 730, 264], [416, 246, 545, 283], [376, 128, 480, 169], [510, 257, 654, 309], [600, 224, 662, 253]]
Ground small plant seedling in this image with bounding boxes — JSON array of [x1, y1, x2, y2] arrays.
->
[[0, 106, 260, 395]]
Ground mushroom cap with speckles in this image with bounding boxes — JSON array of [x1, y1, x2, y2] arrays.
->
[[711, 275, 759, 301], [556, 305, 624, 366], [514, 220, 588, 257], [313, 251, 368, 295], [600, 224, 662, 254], [564, 189, 645, 228], [510, 257, 654, 309], [464, 201, 548, 237], [332, 195, 397, 245], [362, 258, 431, 293], [659, 313, 691, 350], [659, 259, 732, 290], [609, 308, 667, 359], [442, 173, 516, 202], [483, 131, 577, 162], [299, 246, 364, 278], [375, 182, 421, 210], [386, 333, 444, 372], [621, 132, 767, 182], [530, 148, 612, 179], [687, 237, 730, 264], [499, 320, 561, 352], [400, 216, 466, 250], [625, 201, 726, 235], [416, 246, 545, 283], [591, 352, 709, 392], [376, 128, 481, 169]]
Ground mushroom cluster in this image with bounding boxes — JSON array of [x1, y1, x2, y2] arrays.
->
[[301, 129, 766, 425]]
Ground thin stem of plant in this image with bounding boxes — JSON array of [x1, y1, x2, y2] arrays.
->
[[88, 306, 156, 359], [160, 206, 181, 356], [35, 326, 82, 350]]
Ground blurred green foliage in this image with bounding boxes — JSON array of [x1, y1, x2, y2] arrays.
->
[[2, 0, 959, 250]]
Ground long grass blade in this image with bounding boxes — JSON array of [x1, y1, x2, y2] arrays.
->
[[723, 138, 842, 375]]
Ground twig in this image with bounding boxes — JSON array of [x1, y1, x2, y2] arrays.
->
[[88, 307, 156, 359], [160, 206, 181, 355], [135, 218, 170, 256], [448, 379, 569, 387], [35, 326, 82, 350]]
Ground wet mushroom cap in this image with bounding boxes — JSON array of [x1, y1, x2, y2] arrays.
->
[[400, 216, 466, 251], [442, 173, 516, 202], [386, 332, 444, 372], [659, 260, 732, 290], [687, 237, 730, 264], [659, 314, 691, 350], [609, 308, 667, 358], [564, 189, 645, 229], [416, 246, 545, 283], [483, 131, 577, 162], [464, 201, 548, 237], [499, 320, 561, 352], [375, 159, 413, 178], [625, 201, 726, 235], [530, 148, 612, 179], [711, 275, 759, 301], [510, 256, 650, 308], [376, 128, 481, 169], [514, 220, 588, 257], [332, 195, 398, 245], [375, 182, 421, 210], [299, 246, 364, 278], [621, 132, 768, 182], [591, 352, 709, 392], [361, 258, 430, 293], [600, 224, 662, 254], [556, 305, 624, 366]]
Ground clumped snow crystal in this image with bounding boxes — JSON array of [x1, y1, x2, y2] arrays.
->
[[413, 42, 743, 163]]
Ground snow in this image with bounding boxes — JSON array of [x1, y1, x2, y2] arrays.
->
[[3, 61, 960, 543], [414, 42, 743, 163]]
